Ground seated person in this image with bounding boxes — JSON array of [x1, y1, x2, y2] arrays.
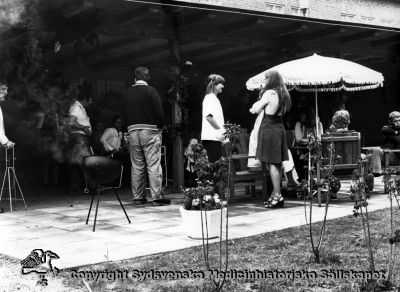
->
[[381, 111, 400, 166], [294, 112, 309, 145], [294, 112, 324, 145], [361, 111, 400, 176], [292, 112, 324, 180], [248, 96, 299, 190], [328, 109, 350, 132], [100, 116, 123, 156], [100, 116, 131, 186]]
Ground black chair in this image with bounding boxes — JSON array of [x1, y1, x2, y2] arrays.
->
[[82, 156, 131, 232]]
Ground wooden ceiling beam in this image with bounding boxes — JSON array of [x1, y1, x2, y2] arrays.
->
[[232, 63, 268, 76], [90, 36, 194, 70], [182, 43, 229, 59], [192, 47, 265, 70], [370, 34, 400, 47], [179, 30, 267, 46], [302, 42, 388, 58], [351, 55, 381, 62], [56, 38, 143, 66], [302, 26, 342, 41], [103, 25, 271, 46], [178, 11, 214, 28], [206, 47, 264, 64], [128, 51, 170, 68], [340, 30, 379, 43], [343, 53, 364, 60], [221, 17, 260, 34], [91, 42, 169, 70], [271, 22, 307, 39], [359, 57, 390, 66], [59, 0, 91, 17], [102, 26, 175, 40], [104, 5, 151, 26], [202, 53, 267, 72]]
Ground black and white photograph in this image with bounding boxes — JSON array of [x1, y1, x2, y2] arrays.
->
[[0, 0, 400, 291]]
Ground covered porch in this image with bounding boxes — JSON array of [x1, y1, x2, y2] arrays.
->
[[0, 0, 399, 192]]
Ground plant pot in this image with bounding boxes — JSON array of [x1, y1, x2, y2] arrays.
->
[[179, 207, 227, 239]]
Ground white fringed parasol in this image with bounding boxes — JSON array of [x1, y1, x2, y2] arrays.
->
[[245, 53, 384, 136], [246, 53, 384, 92]]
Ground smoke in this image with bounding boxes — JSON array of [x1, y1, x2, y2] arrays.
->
[[0, 0, 26, 27]]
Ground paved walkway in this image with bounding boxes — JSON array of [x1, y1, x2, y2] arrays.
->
[[0, 177, 390, 270]]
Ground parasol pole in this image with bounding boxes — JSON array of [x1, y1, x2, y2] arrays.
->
[[315, 90, 319, 138], [315, 87, 322, 207]]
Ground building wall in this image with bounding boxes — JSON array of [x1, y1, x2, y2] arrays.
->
[[182, 0, 400, 28]]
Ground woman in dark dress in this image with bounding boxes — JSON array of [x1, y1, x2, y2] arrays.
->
[[255, 70, 291, 208]]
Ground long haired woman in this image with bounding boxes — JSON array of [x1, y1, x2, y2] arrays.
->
[[256, 69, 291, 208], [200, 74, 225, 163]]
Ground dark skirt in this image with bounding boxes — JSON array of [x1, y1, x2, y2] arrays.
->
[[202, 140, 222, 163], [256, 114, 288, 164]]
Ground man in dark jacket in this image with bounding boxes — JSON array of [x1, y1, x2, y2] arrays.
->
[[121, 66, 170, 206]]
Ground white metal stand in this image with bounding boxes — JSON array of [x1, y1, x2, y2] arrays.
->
[[0, 146, 27, 211]]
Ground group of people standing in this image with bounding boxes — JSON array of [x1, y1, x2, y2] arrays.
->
[[65, 66, 171, 206], [2, 67, 400, 209], [67, 67, 400, 210]]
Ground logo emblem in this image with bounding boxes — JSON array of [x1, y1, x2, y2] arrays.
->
[[20, 249, 60, 286]]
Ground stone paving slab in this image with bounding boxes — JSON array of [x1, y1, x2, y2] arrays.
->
[[0, 177, 391, 270]]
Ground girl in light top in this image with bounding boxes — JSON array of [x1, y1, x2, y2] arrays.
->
[[201, 74, 225, 163], [255, 70, 291, 208]]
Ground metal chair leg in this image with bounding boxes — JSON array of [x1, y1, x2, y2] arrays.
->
[[86, 193, 96, 225], [112, 187, 131, 224], [92, 187, 101, 232]]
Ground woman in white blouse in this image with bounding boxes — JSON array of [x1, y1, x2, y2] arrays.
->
[[200, 74, 226, 163]]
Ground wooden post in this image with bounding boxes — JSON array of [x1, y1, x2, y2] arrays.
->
[[169, 39, 185, 192], [315, 89, 322, 207]]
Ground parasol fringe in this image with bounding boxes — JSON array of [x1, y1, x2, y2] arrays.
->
[[293, 83, 382, 92], [283, 79, 383, 86], [247, 80, 383, 91]]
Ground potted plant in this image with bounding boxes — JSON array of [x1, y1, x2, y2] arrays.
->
[[179, 123, 241, 239], [180, 136, 230, 239], [180, 180, 227, 239]]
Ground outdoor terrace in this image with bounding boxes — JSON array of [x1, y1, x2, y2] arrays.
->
[[0, 177, 390, 270]]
